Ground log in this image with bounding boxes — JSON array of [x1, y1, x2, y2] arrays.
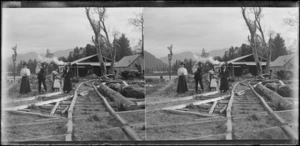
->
[[92, 83, 141, 141], [50, 102, 60, 115], [255, 84, 293, 110], [164, 109, 216, 117], [98, 84, 139, 110], [17, 109, 31, 112], [121, 86, 145, 99], [9, 92, 62, 103], [208, 101, 218, 115], [163, 95, 230, 110], [126, 98, 145, 102]]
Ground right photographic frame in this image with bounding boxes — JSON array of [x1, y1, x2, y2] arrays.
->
[[144, 7, 299, 142]]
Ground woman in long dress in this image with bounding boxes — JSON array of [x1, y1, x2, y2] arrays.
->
[[20, 63, 31, 94], [177, 62, 188, 94], [52, 69, 61, 92], [219, 64, 229, 93], [62, 64, 73, 93], [209, 69, 218, 91]]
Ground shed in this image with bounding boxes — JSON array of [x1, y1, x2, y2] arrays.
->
[[114, 54, 144, 74], [59, 54, 111, 77], [270, 54, 295, 78]]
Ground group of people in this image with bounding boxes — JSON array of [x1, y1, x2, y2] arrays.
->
[[176, 62, 230, 94], [19, 62, 74, 95]]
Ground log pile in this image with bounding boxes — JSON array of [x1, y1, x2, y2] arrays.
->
[[98, 84, 139, 111], [254, 84, 293, 110]]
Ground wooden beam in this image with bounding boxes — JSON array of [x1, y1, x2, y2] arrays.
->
[[165, 109, 216, 117], [50, 102, 60, 115], [208, 101, 218, 115], [8, 92, 62, 103], [61, 105, 69, 115], [116, 109, 145, 114], [163, 95, 230, 110]]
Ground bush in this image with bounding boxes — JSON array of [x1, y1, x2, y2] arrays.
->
[[277, 86, 292, 97], [276, 70, 293, 80]]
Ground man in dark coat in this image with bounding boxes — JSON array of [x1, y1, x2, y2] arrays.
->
[[219, 64, 229, 93], [62, 64, 73, 93], [194, 62, 204, 93], [38, 63, 47, 93]]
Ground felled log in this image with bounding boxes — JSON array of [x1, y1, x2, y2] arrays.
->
[[265, 82, 279, 91], [120, 86, 145, 99], [277, 86, 293, 97], [108, 83, 123, 92], [98, 84, 139, 110], [255, 84, 293, 110]]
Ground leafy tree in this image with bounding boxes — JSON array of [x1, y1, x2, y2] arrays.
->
[[272, 33, 287, 61], [115, 34, 132, 61], [240, 43, 252, 56]]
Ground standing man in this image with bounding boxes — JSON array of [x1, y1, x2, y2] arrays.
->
[[194, 62, 204, 93], [38, 63, 47, 93]]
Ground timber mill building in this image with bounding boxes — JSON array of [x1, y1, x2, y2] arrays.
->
[[59, 54, 144, 77], [215, 54, 267, 77]]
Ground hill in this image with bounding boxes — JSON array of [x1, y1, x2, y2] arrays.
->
[[159, 51, 194, 65], [145, 50, 168, 70], [5, 49, 72, 65]]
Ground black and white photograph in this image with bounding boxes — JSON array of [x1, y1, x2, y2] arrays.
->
[[144, 7, 298, 141], [2, 7, 145, 142], [1, 1, 299, 145]]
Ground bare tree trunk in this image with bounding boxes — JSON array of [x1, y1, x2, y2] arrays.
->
[[85, 8, 106, 76], [242, 7, 262, 76]]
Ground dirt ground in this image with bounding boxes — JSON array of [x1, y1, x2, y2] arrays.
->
[[3, 111, 54, 125], [146, 119, 227, 140], [3, 121, 67, 141]]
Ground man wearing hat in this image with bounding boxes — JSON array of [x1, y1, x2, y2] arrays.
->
[[194, 62, 204, 93], [38, 63, 47, 93]]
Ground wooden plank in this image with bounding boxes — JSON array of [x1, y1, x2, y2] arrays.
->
[[163, 95, 230, 110], [126, 98, 145, 102], [116, 109, 145, 114], [92, 83, 141, 141], [164, 109, 216, 117], [122, 80, 129, 87], [6, 110, 56, 118], [50, 101, 60, 115], [208, 101, 218, 115], [61, 105, 69, 115], [9, 92, 63, 103], [249, 82, 297, 140]]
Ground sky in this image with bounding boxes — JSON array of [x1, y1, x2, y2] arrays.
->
[[2, 8, 143, 55], [144, 8, 298, 58]]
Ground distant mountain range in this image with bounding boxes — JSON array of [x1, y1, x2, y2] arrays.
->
[[144, 50, 168, 70], [159, 48, 228, 64], [5, 49, 72, 65]]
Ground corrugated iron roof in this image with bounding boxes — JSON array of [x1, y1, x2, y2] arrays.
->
[[270, 54, 294, 67], [70, 54, 111, 65], [227, 54, 266, 64], [114, 54, 141, 68]]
